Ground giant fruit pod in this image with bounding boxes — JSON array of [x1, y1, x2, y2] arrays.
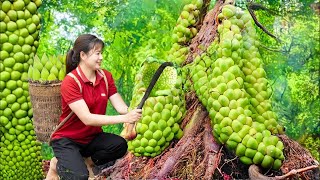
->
[[168, 0, 204, 65], [121, 59, 186, 157], [0, 0, 44, 179], [187, 4, 285, 170]]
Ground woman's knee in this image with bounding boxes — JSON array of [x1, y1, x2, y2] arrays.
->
[[117, 136, 128, 157]]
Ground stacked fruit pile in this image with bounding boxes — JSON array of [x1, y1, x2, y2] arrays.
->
[[0, 0, 43, 179], [127, 60, 186, 157], [167, 0, 203, 65], [188, 5, 285, 169], [28, 54, 66, 81]]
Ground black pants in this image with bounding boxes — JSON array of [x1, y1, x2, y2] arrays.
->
[[51, 133, 127, 180]]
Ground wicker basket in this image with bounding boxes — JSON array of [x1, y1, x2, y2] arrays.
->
[[29, 81, 62, 143]]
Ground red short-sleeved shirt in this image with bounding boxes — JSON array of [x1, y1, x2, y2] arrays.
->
[[51, 66, 117, 144]]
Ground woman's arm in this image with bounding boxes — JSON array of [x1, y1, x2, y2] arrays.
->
[[109, 93, 129, 115], [68, 99, 141, 126]]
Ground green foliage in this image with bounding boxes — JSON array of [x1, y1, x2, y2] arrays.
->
[[287, 73, 319, 106], [300, 136, 320, 162], [254, 0, 319, 140]]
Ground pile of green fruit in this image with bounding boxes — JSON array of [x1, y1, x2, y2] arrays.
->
[[28, 54, 66, 82], [0, 0, 44, 179], [127, 59, 186, 157], [167, 0, 203, 65], [187, 4, 285, 169]]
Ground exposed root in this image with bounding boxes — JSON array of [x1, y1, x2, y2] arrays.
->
[[279, 134, 320, 180], [97, 99, 222, 179], [249, 165, 276, 180]]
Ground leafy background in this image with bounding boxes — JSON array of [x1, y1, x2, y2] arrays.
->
[[37, 0, 319, 160]]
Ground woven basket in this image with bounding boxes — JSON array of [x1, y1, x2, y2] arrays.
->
[[29, 81, 62, 143]]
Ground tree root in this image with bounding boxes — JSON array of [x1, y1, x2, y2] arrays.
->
[[249, 164, 319, 180], [96, 94, 222, 179]]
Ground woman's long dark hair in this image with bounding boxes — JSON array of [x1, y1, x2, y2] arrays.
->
[[66, 34, 104, 74]]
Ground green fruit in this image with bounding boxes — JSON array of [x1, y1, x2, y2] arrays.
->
[[171, 123, 180, 133], [32, 68, 41, 80], [157, 119, 167, 131], [266, 145, 276, 157], [226, 140, 238, 150], [219, 133, 229, 143], [261, 155, 274, 169], [137, 123, 148, 134], [148, 139, 157, 147], [276, 141, 284, 150], [40, 68, 50, 80], [174, 128, 183, 139], [153, 103, 164, 114], [219, 107, 230, 117], [50, 65, 59, 76], [13, 0, 25, 11], [220, 117, 232, 127], [27, 2, 37, 14], [157, 137, 166, 146], [165, 132, 174, 141], [258, 143, 266, 155], [139, 138, 148, 147], [231, 120, 243, 132], [151, 112, 161, 122], [47, 73, 57, 81], [218, 95, 229, 107], [229, 132, 242, 143], [240, 156, 252, 165], [261, 129, 271, 137], [145, 146, 154, 153], [149, 121, 158, 132], [236, 143, 246, 156], [143, 130, 153, 140], [222, 7, 235, 18], [245, 148, 257, 158], [58, 68, 66, 80], [254, 132, 263, 143], [273, 159, 282, 170], [143, 107, 153, 117], [152, 130, 163, 141], [253, 151, 264, 164], [162, 127, 171, 137], [221, 126, 233, 136], [161, 109, 171, 121]]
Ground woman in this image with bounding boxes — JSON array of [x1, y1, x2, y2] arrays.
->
[[46, 34, 142, 180]]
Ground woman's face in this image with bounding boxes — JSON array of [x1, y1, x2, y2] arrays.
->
[[81, 45, 103, 71]]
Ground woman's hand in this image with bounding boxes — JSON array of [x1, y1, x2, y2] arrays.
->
[[125, 109, 142, 123]]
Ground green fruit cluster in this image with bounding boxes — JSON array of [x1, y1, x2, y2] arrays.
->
[[128, 60, 186, 157], [0, 0, 43, 179], [188, 5, 285, 169], [167, 0, 203, 65], [28, 54, 66, 82], [240, 16, 283, 135]]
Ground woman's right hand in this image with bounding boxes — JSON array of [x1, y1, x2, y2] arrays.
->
[[125, 109, 142, 123]]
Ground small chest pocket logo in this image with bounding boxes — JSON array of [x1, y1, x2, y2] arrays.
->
[[101, 93, 106, 97]]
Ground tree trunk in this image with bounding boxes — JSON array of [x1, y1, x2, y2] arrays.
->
[[97, 1, 319, 179]]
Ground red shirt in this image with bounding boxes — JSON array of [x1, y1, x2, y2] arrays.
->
[[51, 67, 117, 144]]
